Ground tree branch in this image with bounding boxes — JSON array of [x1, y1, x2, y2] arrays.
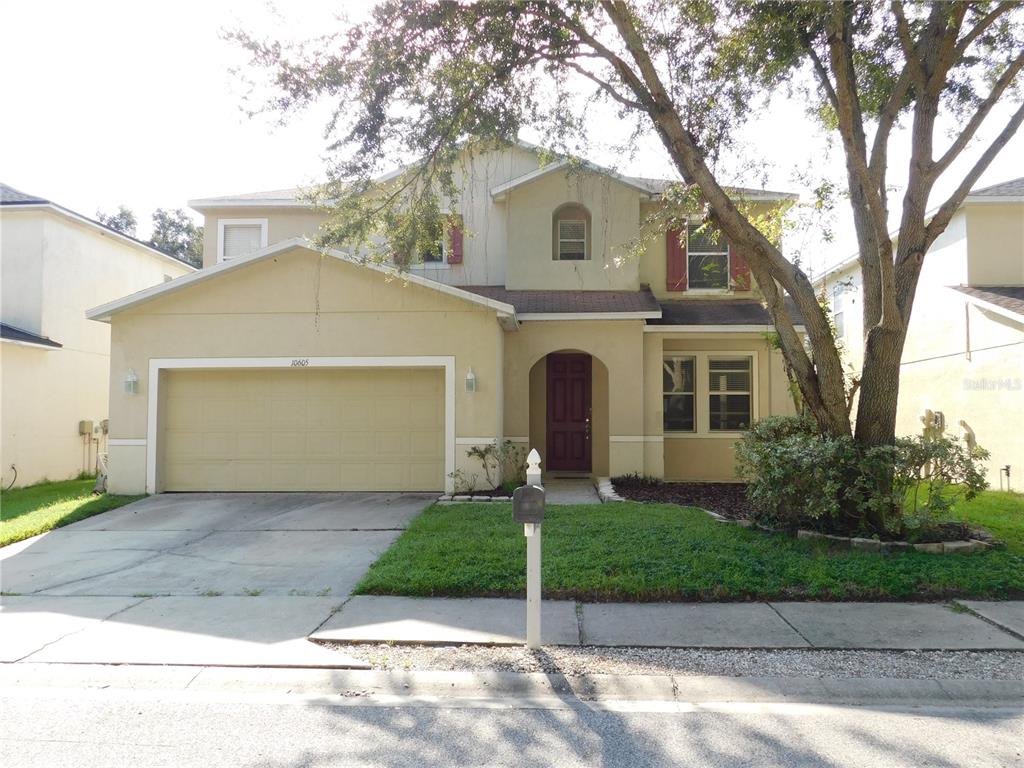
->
[[954, 1, 1015, 59], [931, 49, 1024, 178], [563, 60, 645, 109], [891, 0, 927, 88], [924, 99, 1024, 248]]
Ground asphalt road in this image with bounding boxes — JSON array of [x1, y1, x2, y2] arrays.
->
[[2, 688, 1020, 768]]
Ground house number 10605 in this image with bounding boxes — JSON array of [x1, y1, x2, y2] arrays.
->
[[290, 358, 310, 367]]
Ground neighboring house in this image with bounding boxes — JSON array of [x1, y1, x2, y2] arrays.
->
[[87, 142, 801, 495], [1, 184, 195, 488], [818, 177, 1024, 488]]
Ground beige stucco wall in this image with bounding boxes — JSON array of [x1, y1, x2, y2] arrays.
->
[[644, 333, 796, 482], [966, 203, 1024, 287], [104, 246, 504, 494], [503, 319, 647, 478], [201, 207, 328, 269], [1, 209, 191, 488], [502, 169, 641, 291]]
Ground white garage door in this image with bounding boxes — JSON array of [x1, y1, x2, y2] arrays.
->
[[159, 368, 445, 491]]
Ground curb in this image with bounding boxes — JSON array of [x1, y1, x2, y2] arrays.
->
[[3, 663, 1021, 709]]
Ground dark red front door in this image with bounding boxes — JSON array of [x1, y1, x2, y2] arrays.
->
[[546, 353, 592, 472]]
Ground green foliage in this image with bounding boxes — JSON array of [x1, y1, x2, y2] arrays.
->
[[465, 440, 527, 490], [150, 208, 204, 267], [735, 416, 989, 537], [610, 472, 664, 489], [95, 205, 138, 236], [355, 495, 1024, 601]]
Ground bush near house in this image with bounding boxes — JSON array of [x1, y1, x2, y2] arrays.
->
[[0, 479, 143, 547], [735, 415, 989, 540], [355, 493, 1024, 602]]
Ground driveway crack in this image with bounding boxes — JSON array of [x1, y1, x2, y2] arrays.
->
[[29, 532, 216, 595]]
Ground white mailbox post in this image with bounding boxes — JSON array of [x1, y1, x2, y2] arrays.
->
[[512, 449, 544, 650]]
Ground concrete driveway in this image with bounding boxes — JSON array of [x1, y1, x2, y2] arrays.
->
[[0, 493, 432, 667]]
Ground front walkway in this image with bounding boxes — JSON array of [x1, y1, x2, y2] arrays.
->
[[543, 479, 601, 504], [312, 595, 1024, 650]]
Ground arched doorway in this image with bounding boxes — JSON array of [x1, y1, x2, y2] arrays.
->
[[528, 350, 609, 476]]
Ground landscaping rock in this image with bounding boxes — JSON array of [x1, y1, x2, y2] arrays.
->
[[880, 541, 910, 554], [914, 542, 944, 554], [850, 538, 881, 552], [798, 530, 828, 541], [942, 541, 976, 554], [437, 495, 452, 502], [452, 496, 472, 502], [470, 496, 492, 502], [969, 539, 992, 550]]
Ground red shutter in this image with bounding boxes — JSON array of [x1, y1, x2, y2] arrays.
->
[[448, 225, 464, 264], [666, 228, 687, 292], [729, 244, 751, 291]]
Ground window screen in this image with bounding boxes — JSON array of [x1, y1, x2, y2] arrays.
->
[[687, 224, 729, 289], [708, 357, 752, 430], [222, 224, 263, 260], [558, 219, 587, 260], [663, 356, 695, 432]]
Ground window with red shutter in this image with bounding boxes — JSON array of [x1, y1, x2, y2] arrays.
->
[[666, 228, 687, 291], [448, 224, 464, 264]]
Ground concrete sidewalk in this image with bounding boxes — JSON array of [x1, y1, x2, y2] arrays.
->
[[312, 596, 1024, 650]]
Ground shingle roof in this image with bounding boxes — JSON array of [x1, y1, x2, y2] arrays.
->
[[967, 177, 1024, 197], [650, 297, 804, 326], [0, 183, 49, 205], [952, 285, 1024, 316], [461, 286, 661, 315], [0, 322, 62, 348]]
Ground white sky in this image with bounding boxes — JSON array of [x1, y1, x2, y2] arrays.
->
[[2, 0, 1021, 275]]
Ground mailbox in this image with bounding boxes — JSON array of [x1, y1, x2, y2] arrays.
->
[[512, 484, 545, 524]]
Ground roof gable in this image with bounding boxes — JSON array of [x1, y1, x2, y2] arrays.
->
[[86, 238, 517, 326]]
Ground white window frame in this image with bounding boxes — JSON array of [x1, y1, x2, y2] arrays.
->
[[663, 351, 759, 438], [556, 218, 588, 261], [409, 237, 450, 270], [686, 222, 730, 293], [662, 355, 696, 433], [217, 218, 269, 263], [707, 355, 754, 433], [832, 283, 846, 339]]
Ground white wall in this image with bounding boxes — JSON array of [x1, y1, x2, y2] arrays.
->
[[1, 208, 191, 487]]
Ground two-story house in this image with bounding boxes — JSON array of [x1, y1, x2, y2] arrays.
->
[[818, 177, 1023, 488], [87, 142, 801, 495], [1, 183, 194, 488]]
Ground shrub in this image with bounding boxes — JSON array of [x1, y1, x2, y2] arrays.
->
[[610, 472, 663, 489], [465, 440, 528, 490], [735, 415, 988, 537]]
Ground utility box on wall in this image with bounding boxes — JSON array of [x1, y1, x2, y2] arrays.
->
[[78, 420, 94, 436]]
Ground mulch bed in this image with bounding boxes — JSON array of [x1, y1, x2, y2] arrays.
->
[[612, 480, 755, 521]]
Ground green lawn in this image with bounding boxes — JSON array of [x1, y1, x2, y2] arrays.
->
[[0, 479, 144, 547], [355, 491, 1024, 602]]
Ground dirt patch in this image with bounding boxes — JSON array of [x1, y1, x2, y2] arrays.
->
[[612, 479, 754, 520]]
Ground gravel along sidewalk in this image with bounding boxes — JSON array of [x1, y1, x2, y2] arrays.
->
[[322, 643, 1024, 681]]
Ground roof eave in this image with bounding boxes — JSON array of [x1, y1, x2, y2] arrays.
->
[[87, 237, 518, 324]]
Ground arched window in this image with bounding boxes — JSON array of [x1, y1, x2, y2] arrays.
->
[[552, 203, 591, 261]]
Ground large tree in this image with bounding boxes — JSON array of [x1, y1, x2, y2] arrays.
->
[[150, 208, 204, 268], [95, 205, 138, 237], [234, 0, 1023, 528]]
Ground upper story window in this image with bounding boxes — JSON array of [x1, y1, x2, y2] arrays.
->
[[552, 203, 591, 261], [218, 218, 268, 263], [687, 223, 729, 290], [832, 283, 846, 339]]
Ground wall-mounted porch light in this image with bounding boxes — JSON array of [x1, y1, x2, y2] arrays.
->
[[465, 368, 477, 393], [124, 368, 139, 395]]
